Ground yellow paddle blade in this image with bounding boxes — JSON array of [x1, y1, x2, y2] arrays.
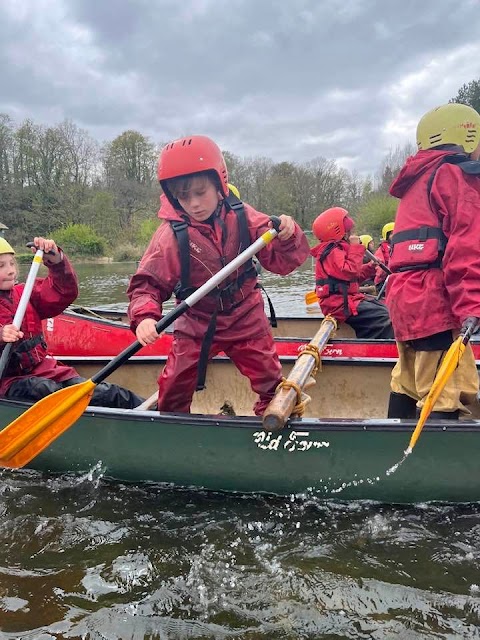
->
[[0, 380, 96, 468], [406, 336, 465, 454], [305, 290, 318, 305]]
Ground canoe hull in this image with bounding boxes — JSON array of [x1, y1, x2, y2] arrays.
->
[[1, 398, 479, 502]]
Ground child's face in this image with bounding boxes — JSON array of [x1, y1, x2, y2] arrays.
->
[[176, 177, 223, 223], [0, 254, 16, 291]]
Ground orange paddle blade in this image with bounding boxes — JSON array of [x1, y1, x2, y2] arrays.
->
[[305, 290, 318, 305], [406, 336, 465, 454], [0, 380, 96, 468]]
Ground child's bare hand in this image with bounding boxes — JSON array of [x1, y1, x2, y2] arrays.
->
[[1, 324, 23, 343], [270, 215, 295, 241], [136, 318, 162, 346], [32, 237, 62, 264], [349, 235, 361, 245]]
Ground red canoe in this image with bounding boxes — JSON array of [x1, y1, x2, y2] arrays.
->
[[39, 306, 420, 365], [42, 306, 480, 365]]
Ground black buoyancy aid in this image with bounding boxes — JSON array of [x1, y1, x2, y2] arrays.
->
[[169, 194, 276, 390], [0, 287, 48, 375], [170, 193, 257, 308], [315, 242, 351, 316], [390, 155, 480, 273]]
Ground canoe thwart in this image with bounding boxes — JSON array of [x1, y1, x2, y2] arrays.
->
[[262, 317, 337, 432], [134, 391, 158, 412]]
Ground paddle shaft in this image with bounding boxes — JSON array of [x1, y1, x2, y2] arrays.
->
[[91, 222, 280, 385], [375, 275, 389, 300], [406, 323, 475, 454], [0, 249, 44, 379], [262, 317, 337, 431], [365, 249, 391, 275]]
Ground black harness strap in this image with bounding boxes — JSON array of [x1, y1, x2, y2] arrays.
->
[[316, 242, 350, 316], [169, 195, 275, 391], [390, 155, 480, 274], [390, 226, 446, 272], [7, 333, 47, 374], [14, 333, 47, 353], [170, 219, 195, 300]]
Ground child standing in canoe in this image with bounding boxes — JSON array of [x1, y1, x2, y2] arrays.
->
[[127, 135, 310, 415], [311, 207, 393, 339], [386, 103, 480, 419], [0, 237, 143, 408]]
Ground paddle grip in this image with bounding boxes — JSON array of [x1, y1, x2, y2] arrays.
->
[[269, 216, 281, 233], [26, 242, 56, 256]]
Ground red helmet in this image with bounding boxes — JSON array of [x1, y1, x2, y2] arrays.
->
[[312, 207, 351, 242], [157, 135, 229, 200]]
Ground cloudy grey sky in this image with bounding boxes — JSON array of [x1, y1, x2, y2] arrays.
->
[[1, 0, 479, 176]]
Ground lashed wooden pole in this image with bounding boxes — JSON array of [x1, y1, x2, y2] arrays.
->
[[262, 316, 337, 432]]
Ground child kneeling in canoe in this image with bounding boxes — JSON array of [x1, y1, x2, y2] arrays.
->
[[127, 135, 310, 415], [311, 207, 394, 339], [0, 237, 143, 408]]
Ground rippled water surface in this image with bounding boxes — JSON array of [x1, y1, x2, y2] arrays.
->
[[2, 470, 480, 639], [5, 261, 479, 639]]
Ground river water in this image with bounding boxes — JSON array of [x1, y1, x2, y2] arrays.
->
[[2, 262, 480, 639]]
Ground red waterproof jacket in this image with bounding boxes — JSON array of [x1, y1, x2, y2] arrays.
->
[[127, 196, 310, 341], [387, 149, 480, 341], [374, 241, 390, 285], [311, 240, 374, 322], [0, 256, 79, 395]]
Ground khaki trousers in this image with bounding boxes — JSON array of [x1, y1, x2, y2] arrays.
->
[[391, 340, 479, 414]]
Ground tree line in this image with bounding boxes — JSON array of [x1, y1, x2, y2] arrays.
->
[[0, 77, 476, 257]]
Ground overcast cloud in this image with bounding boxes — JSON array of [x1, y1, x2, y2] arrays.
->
[[1, 0, 479, 176]]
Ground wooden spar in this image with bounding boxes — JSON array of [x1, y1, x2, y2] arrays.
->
[[262, 316, 337, 432]]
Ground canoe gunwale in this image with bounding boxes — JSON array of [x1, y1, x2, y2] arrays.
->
[[1, 397, 479, 433]]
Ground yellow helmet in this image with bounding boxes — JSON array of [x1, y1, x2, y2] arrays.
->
[[359, 234, 373, 249], [0, 238, 15, 255], [227, 183, 240, 198], [381, 222, 395, 241], [416, 103, 480, 153]]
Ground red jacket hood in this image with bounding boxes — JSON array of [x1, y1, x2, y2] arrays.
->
[[389, 150, 466, 199], [157, 193, 185, 223]]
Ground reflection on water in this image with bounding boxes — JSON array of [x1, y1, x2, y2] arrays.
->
[[7, 259, 480, 638], [2, 470, 480, 638]]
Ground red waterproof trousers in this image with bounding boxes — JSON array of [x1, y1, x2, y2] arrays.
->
[[157, 332, 282, 415]]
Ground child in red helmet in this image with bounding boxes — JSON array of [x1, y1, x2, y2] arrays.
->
[[311, 207, 393, 339], [127, 135, 310, 415]]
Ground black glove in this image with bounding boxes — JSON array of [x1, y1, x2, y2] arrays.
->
[[461, 317, 480, 335]]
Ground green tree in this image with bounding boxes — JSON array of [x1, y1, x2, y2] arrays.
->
[[53, 223, 106, 256], [355, 193, 399, 242], [137, 218, 160, 247], [78, 191, 122, 243], [450, 79, 480, 112], [102, 131, 158, 229]]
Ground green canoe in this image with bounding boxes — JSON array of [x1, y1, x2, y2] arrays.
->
[[0, 355, 478, 503]]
